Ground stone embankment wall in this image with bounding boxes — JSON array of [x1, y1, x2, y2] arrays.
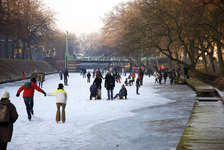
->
[[0, 58, 57, 83]]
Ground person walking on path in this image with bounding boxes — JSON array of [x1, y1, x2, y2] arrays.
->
[[183, 66, 189, 79], [163, 69, 168, 83], [22, 71, 26, 80], [131, 72, 135, 82], [92, 69, 96, 78], [105, 71, 115, 100], [46, 83, 68, 123], [139, 68, 144, 85], [83, 67, 87, 78], [93, 75, 102, 99], [0, 91, 18, 150], [31, 70, 38, 80], [16, 78, 46, 121], [153, 70, 160, 83], [96, 69, 102, 78], [38, 72, 45, 88], [176, 64, 181, 79], [64, 69, 69, 85], [87, 71, 91, 83], [59, 70, 63, 80], [136, 76, 141, 95], [116, 73, 121, 83]]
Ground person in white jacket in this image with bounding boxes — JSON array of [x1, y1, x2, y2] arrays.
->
[[153, 70, 160, 83], [47, 83, 68, 123]]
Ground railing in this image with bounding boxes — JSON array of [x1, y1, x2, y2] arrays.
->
[[68, 56, 131, 62]]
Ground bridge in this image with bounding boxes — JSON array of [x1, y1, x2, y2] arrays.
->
[[66, 56, 133, 72]]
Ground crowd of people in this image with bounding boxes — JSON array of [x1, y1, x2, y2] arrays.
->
[[152, 65, 189, 84], [0, 65, 188, 149]]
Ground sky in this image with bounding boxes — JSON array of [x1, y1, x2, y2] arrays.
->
[[43, 0, 131, 36], [1, 71, 180, 150]]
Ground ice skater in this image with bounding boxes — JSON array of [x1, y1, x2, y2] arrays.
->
[[46, 83, 68, 123], [16, 78, 46, 121]]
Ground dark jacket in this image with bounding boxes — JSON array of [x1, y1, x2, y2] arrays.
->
[[139, 69, 144, 78], [136, 78, 140, 86], [64, 70, 69, 77], [105, 75, 115, 90], [0, 98, 18, 142], [93, 77, 102, 89], [87, 73, 91, 78], [183, 67, 189, 74]]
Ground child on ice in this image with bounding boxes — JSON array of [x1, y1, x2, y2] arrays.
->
[[47, 83, 68, 123]]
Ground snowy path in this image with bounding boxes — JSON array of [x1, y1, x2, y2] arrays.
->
[[0, 72, 196, 150]]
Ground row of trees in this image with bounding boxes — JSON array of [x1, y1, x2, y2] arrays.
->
[[0, 0, 107, 60], [0, 0, 58, 59], [100, 0, 224, 79], [2, 0, 223, 80]]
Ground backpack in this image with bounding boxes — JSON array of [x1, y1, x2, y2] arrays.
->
[[0, 102, 10, 126], [24, 82, 31, 89]]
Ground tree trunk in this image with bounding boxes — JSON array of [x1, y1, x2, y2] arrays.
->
[[15, 38, 19, 59], [22, 40, 27, 59], [0, 34, 1, 58], [217, 41, 224, 73], [202, 53, 207, 72], [208, 53, 215, 73], [10, 37, 15, 58], [27, 41, 32, 60], [168, 57, 172, 69], [190, 67, 218, 80], [4, 35, 8, 58]]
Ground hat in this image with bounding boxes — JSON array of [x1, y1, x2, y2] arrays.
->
[[31, 78, 36, 83], [1, 91, 10, 99], [58, 83, 64, 89]]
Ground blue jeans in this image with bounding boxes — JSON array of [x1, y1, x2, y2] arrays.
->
[[24, 97, 34, 120], [107, 89, 113, 99], [83, 74, 86, 78], [136, 85, 139, 94], [64, 76, 68, 84]]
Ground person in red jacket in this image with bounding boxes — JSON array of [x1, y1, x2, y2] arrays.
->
[[16, 78, 46, 121], [22, 71, 26, 80]]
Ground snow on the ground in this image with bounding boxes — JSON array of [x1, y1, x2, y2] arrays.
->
[[1, 71, 172, 150]]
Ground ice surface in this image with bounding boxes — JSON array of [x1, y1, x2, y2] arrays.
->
[[0, 71, 189, 150]]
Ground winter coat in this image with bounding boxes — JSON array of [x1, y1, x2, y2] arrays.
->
[[131, 73, 135, 79], [87, 73, 91, 78], [153, 71, 160, 79], [139, 70, 144, 78], [0, 98, 18, 142], [105, 75, 115, 90], [183, 67, 189, 74], [47, 89, 68, 104], [64, 70, 69, 77], [22, 73, 26, 79], [31, 72, 38, 80], [83, 68, 87, 74], [38, 73, 45, 82], [119, 87, 127, 96], [164, 72, 168, 79], [93, 77, 102, 89], [17, 81, 44, 98], [136, 78, 140, 86], [96, 70, 101, 77]]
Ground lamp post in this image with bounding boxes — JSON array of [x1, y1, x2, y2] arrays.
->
[[65, 30, 69, 69]]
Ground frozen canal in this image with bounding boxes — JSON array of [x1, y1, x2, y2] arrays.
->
[[0, 72, 196, 150]]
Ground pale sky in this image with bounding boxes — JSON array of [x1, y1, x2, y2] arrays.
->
[[43, 0, 130, 36]]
